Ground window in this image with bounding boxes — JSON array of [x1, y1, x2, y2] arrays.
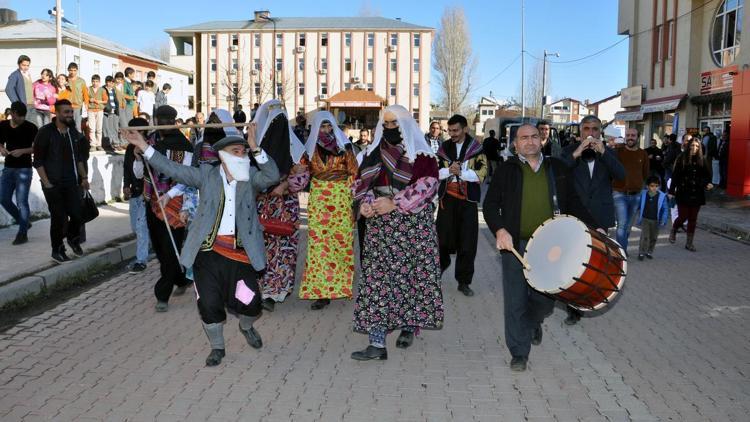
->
[[390, 83, 396, 96], [656, 25, 664, 62], [321, 83, 328, 95], [188, 95, 194, 109], [188, 75, 194, 85], [413, 83, 419, 96], [298, 83, 305, 95], [413, 58, 420, 72], [254, 83, 260, 96], [253, 59, 261, 71], [136, 71, 142, 80], [232, 82, 238, 94], [345, 58, 352, 72], [667, 21, 674, 59], [298, 33, 306, 47], [390, 33, 398, 46], [231, 34, 239, 46], [73, 55, 80, 65], [93, 60, 100, 75], [276, 58, 283, 71], [112, 63, 117, 76], [210, 34, 216, 47], [367, 33, 374, 47], [321, 58, 327, 70], [276, 33, 283, 47], [412, 108, 419, 122], [345, 82, 351, 90], [298, 58, 305, 71], [211, 83, 216, 96], [711, 0, 744, 66], [321, 33, 328, 46], [210, 59, 216, 72], [345, 33, 352, 47], [232, 59, 238, 70], [390, 58, 397, 72], [367, 83, 373, 91], [367, 59, 373, 71], [276, 83, 283, 96], [254, 33, 261, 47], [414, 34, 421, 47]]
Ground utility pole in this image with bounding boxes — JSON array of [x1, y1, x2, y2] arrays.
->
[[521, 0, 525, 118], [55, 0, 62, 74], [540, 50, 559, 119]]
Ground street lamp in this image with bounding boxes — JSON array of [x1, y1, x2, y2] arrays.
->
[[540, 50, 559, 119]]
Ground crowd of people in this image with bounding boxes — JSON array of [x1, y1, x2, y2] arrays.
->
[[2, 53, 721, 372]]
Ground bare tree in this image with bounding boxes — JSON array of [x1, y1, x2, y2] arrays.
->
[[220, 63, 255, 112], [512, 59, 547, 118], [275, 71, 296, 108], [433, 6, 477, 116], [142, 38, 170, 62]]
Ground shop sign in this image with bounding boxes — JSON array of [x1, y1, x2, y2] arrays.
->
[[700, 65, 738, 95]]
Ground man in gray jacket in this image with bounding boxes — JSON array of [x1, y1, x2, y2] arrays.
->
[[123, 126, 280, 367]]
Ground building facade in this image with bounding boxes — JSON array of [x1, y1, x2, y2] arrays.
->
[[0, 14, 192, 117], [166, 11, 434, 131], [545, 97, 592, 124], [618, 0, 749, 196]]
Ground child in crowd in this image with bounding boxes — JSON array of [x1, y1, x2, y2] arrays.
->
[[637, 175, 669, 260]]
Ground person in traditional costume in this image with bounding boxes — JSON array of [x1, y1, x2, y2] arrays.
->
[[252, 100, 309, 311], [122, 126, 280, 367], [298, 111, 358, 310], [435, 114, 487, 297], [137, 105, 194, 312], [350, 105, 444, 361]]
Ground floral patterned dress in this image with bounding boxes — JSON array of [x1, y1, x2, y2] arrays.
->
[[257, 170, 310, 302], [299, 147, 359, 300], [353, 154, 444, 334]]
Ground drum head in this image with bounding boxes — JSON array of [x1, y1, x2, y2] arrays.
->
[[523, 216, 591, 293]]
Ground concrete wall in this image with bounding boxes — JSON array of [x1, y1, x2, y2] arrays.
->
[[0, 154, 124, 227]]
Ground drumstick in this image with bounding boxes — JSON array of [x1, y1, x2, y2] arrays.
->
[[120, 121, 253, 132], [510, 247, 532, 270]]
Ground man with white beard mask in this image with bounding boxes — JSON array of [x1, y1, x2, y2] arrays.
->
[[123, 125, 280, 367]]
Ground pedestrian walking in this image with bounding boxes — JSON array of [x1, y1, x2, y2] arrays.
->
[[668, 137, 713, 251], [123, 118, 151, 273], [611, 128, 649, 252], [637, 175, 669, 260]]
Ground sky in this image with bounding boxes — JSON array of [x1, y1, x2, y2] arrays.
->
[[4, 0, 628, 106]]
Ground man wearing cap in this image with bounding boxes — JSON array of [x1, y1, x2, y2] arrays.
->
[[123, 122, 280, 367], [138, 105, 194, 312]]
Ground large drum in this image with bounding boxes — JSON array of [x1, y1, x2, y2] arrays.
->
[[523, 215, 626, 311]]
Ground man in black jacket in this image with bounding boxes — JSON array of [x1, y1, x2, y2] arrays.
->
[[483, 124, 596, 372], [33, 100, 90, 262]]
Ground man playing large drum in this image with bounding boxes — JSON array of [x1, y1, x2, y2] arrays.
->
[[483, 123, 597, 372]]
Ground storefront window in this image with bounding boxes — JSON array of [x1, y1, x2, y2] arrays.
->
[[711, 0, 744, 66]]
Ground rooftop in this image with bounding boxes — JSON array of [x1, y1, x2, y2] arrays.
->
[[166, 16, 433, 33]]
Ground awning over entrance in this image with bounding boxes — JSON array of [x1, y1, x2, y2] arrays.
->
[[614, 110, 644, 121], [326, 89, 385, 108], [640, 94, 687, 114]]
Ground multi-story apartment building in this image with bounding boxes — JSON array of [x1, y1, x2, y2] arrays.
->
[[166, 10, 434, 131]]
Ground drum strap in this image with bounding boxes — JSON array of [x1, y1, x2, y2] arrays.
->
[[546, 163, 561, 216]]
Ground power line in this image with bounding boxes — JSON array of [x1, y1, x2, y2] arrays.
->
[[546, 0, 717, 64], [469, 53, 521, 95]]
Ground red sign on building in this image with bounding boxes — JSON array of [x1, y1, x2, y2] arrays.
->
[[700, 65, 738, 95]]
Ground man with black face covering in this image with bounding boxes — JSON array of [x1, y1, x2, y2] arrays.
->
[[33, 99, 90, 262], [560, 115, 624, 325]]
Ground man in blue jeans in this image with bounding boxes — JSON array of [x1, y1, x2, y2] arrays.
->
[[612, 128, 649, 252], [0, 102, 38, 245], [123, 118, 150, 272]]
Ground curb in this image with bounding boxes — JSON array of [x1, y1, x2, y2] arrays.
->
[[0, 238, 137, 308], [697, 218, 750, 245]]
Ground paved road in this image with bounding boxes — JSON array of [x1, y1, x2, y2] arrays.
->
[[0, 219, 748, 421]]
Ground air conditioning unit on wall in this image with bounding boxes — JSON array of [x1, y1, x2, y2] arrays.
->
[[296, 46, 305, 53], [250, 69, 259, 75], [388, 45, 397, 53], [318, 68, 327, 75], [318, 94, 327, 100], [229, 45, 238, 52]]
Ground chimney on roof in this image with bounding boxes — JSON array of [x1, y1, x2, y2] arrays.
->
[[254, 10, 270, 21], [0, 8, 18, 24]]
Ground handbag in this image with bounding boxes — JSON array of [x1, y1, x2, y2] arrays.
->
[[259, 217, 295, 236], [81, 190, 99, 223]]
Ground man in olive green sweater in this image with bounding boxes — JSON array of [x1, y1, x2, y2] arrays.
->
[[66, 62, 89, 132]]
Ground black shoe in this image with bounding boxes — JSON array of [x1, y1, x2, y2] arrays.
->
[[262, 298, 275, 312], [51, 247, 70, 263], [395, 330, 414, 349], [564, 310, 581, 326], [351, 345, 388, 361], [531, 325, 543, 346], [646, 253, 653, 259], [457, 283, 474, 297], [239, 324, 263, 349], [129, 263, 147, 273], [68, 241, 83, 256], [205, 349, 225, 366], [510, 356, 528, 372], [637, 254, 645, 261], [311, 299, 330, 310], [12, 233, 28, 245]]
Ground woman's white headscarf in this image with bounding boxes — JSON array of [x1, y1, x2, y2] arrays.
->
[[366, 105, 435, 162], [252, 99, 305, 164], [211, 108, 241, 136], [305, 110, 351, 158]]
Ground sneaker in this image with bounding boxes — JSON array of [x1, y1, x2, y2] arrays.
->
[[155, 301, 168, 312], [129, 262, 147, 273], [12, 233, 28, 245], [51, 247, 70, 263], [510, 356, 528, 372], [645, 253, 653, 259], [637, 254, 645, 261], [68, 241, 84, 256]]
